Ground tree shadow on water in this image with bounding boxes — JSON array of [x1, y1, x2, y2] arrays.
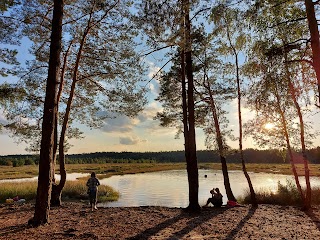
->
[[224, 206, 257, 240], [126, 207, 227, 240]]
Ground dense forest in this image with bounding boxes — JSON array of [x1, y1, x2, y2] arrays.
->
[[1, 147, 320, 166]]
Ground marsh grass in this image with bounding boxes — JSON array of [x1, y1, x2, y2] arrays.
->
[[0, 180, 119, 203], [1, 163, 320, 180], [240, 180, 320, 206]]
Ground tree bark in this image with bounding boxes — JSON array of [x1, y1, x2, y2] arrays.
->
[[286, 68, 311, 210], [183, 0, 200, 211], [206, 82, 237, 202], [180, 49, 190, 169], [30, 0, 63, 226], [50, 14, 91, 206], [304, 0, 320, 106], [51, 43, 69, 206], [234, 52, 257, 207], [274, 86, 305, 203]]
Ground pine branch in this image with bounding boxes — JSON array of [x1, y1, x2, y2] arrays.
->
[[271, 0, 292, 8], [143, 45, 175, 56], [143, 58, 173, 88], [63, 13, 88, 26], [285, 59, 314, 66], [268, 17, 306, 28], [190, 7, 211, 21]]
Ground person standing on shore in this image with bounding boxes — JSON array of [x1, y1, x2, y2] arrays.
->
[[86, 172, 100, 211]]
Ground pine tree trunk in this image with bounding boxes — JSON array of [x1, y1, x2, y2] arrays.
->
[[206, 84, 236, 202], [183, 0, 200, 211], [305, 0, 320, 106], [30, 0, 63, 227], [50, 19, 89, 206], [287, 75, 311, 210], [235, 53, 257, 206]]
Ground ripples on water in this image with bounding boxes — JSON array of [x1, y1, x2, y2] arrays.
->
[[99, 169, 320, 208]]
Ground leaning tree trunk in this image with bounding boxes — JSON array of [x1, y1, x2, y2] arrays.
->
[[30, 0, 63, 226], [206, 82, 237, 202], [183, 0, 200, 211], [274, 88, 305, 203], [287, 69, 311, 210]]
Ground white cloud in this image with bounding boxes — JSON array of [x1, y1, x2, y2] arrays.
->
[[147, 61, 161, 80], [147, 60, 161, 95], [101, 116, 135, 133], [0, 110, 7, 125], [119, 136, 147, 145]]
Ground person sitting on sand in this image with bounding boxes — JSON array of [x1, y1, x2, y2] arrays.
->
[[203, 187, 223, 207], [86, 172, 100, 211]]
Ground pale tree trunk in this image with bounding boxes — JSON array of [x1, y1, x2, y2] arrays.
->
[[29, 0, 63, 226], [234, 53, 257, 206], [183, 0, 200, 211], [304, 0, 320, 106]]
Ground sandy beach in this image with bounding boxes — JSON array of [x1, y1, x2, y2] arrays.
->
[[1, 202, 320, 239]]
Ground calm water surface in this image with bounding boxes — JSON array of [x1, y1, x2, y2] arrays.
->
[[99, 169, 320, 208], [0, 172, 89, 183]]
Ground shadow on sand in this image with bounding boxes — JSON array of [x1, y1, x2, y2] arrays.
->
[[127, 206, 257, 240], [306, 207, 320, 232], [0, 224, 28, 237], [224, 206, 257, 240], [127, 207, 227, 240]]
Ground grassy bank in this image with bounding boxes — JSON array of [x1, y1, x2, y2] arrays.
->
[[0, 162, 320, 180], [0, 180, 119, 204], [239, 180, 320, 206]]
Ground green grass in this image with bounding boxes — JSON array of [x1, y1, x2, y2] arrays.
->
[[239, 180, 320, 206], [1, 163, 320, 181], [0, 180, 119, 204]]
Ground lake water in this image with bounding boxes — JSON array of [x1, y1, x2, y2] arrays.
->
[[99, 169, 320, 208], [2, 170, 319, 208], [0, 172, 90, 183]]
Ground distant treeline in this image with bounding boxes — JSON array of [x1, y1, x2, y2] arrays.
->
[[1, 148, 320, 166]]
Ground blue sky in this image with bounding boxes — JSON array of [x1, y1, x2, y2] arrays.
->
[[1, 31, 320, 156], [0, 37, 251, 155]]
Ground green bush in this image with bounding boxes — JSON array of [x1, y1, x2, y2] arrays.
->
[[24, 158, 35, 165], [13, 159, 25, 167]]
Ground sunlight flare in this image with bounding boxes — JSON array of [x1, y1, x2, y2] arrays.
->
[[264, 123, 274, 130]]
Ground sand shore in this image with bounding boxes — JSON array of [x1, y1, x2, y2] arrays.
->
[[1, 202, 320, 239]]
